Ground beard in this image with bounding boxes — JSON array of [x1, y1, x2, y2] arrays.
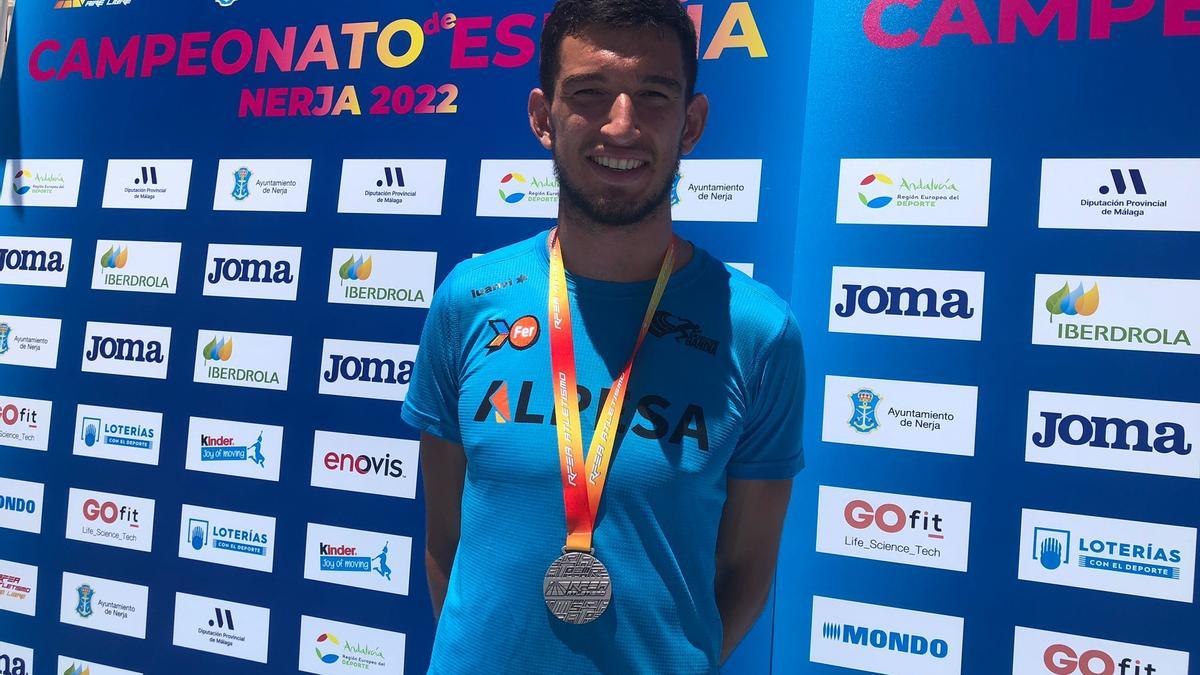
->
[[553, 146, 680, 228]]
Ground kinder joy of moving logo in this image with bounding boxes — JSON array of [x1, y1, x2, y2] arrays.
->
[[485, 316, 539, 353], [1032, 526, 1183, 579], [1043, 642, 1160, 675], [858, 173, 894, 208], [201, 431, 266, 467], [318, 542, 393, 580], [499, 172, 526, 203]]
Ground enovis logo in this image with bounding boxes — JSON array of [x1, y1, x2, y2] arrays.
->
[[185, 416, 283, 483], [91, 240, 181, 294], [304, 522, 412, 596], [0, 558, 38, 616], [1026, 391, 1199, 480], [203, 243, 302, 302], [1013, 626, 1190, 675], [319, 339, 418, 402], [193, 329, 291, 391], [816, 485, 972, 572], [837, 158, 991, 227], [310, 430, 418, 499], [810, 596, 964, 675], [327, 248, 436, 309], [829, 267, 985, 341], [822, 375, 979, 457], [178, 503, 276, 573], [172, 591, 270, 663], [65, 488, 156, 553], [0, 236, 72, 287], [1032, 275, 1199, 355], [1018, 509, 1197, 603], [298, 615, 407, 674], [0, 394, 52, 452], [81, 321, 171, 379], [73, 403, 162, 466], [0, 477, 44, 534]]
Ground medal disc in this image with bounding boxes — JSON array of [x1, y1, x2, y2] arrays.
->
[[543, 551, 612, 624]]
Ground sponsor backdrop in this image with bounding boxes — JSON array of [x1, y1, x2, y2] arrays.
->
[[779, 1, 1199, 675], [0, 0, 810, 673]]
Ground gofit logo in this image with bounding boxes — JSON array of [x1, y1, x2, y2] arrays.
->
[[178, 503, 276, 573], [185, 417, 283, 483], [193, 329, 291, 391], [829, 267, 985, 341], [1032, 275, 1198, 355], [172, 591, 270, 663], [203, 243, 301, 301], [81, 322, 171, 379], [91, 240, 181, 294], [485, 316, 539, 353], [304, 522, 412, 595], [1027, 391, 1199, 479], [311, 430, 418, 499], [319, 339, 418, 402], [1013, 626, 1190, 675], [0, 558, 38, 617], [838, 158, 991, 227], [1019, 509, 1197, 602], [328, 248, 435, 309], [0, 395, 52, 452], [66, 488, 155, 552], [0, 236, 71, 287], [0, 477, 43, 534], [816, 485, 971, 571], [811, 596, 964, 675]]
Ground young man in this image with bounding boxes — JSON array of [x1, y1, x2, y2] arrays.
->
[[401, 1, 805, 672]]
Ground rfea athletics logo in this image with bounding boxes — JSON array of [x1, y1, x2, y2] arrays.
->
[[810, 596, 964, 675], [858, 172, 894, 208], [485, 316, 539, 354], [193, 329, 291, 391], [1012, 626, 1190, 675], [0, 558, 38, 616]]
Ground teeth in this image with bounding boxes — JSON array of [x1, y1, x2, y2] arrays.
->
[[592, 156, 644, 171]]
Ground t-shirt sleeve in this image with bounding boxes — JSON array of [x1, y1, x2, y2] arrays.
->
[[728, 312, 805, 479], [401, 269, 463, 444]]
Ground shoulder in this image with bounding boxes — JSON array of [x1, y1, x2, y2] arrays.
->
[[434, 234, 543, 309], [699, 249, 797, 350]]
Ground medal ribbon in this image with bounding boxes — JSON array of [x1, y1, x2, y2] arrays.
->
[[548, 227, 676, 552]]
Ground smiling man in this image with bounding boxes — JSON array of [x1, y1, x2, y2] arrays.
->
[[401, 0, 805, 672]]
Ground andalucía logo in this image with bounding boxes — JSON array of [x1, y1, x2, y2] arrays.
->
[[316, 633, 343, 664], [232, 167, 252, 200], [858, 172, 894, 208], [299, 615, 406, 673], [1033, 275, 1196, 354], [10, 170, 31, 195], [498, 171, 557, 204], [10, 169, 64, 195], [849, 388, 881, 433], [485, 316, 539, 353], [498, 172, 526, 203]]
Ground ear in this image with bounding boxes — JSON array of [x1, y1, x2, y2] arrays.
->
[[528, 88, 554, 151], [679, 93, 710, 156]]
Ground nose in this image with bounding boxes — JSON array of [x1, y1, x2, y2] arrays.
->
[[601, 92, 639, 145]]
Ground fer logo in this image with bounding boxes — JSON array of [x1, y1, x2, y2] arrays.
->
[[485, 316, 539, 353]]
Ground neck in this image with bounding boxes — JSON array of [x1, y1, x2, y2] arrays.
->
[[555, 203, 693, 283]]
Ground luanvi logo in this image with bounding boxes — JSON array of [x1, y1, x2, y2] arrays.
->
[[471, 273, 528, 299], [648, 310, 718, 355]]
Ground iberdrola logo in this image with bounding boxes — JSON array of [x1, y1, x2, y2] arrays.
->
[[858, 173, 894, 209], [202, 336, 234, 362], [99, 245, 128, 269], [338, 254, 373, 285], [499, 172, 527, 203], [62, 664, 92, 675], [315, 632, 342, 664], [1045, 282, 1099, 322]]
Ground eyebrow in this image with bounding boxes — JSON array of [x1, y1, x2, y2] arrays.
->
[[560, 73, 683, 92]]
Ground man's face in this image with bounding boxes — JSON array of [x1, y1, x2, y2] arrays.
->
[[532, 25, 707, 227]]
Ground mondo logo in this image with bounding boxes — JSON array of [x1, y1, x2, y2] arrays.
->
[[319, 339, 418, 402], [810, 596, 964, 675], [203, 243, 302, 301], [81, 322, 172, 379], [829, 267, 985, 341], [1013, 627, 1190, 675], [0, 477, 44, 534], [0, 236, 71, 287]]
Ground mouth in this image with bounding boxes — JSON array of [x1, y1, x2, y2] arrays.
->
[[589, 155, 647, 172]]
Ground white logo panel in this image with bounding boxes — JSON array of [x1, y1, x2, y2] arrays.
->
[[829, 267, 985, 341], [475, 159, 558, 218], [1, 159, 84, 207], [822, 375, 977, 457], [318, 339, 417, 402], [0, 642, 33, 674], [311, 430, 418, 499], [0, 476, 44, 534], [0, 236, 72, 287], [102, 159, 193, 210], [178, 503, 276, 573], [1012, 626, 1189, 675], [59, 571, 149, 639], [0, 558, 38, 616], [837, 158, 991, 227], [81, 322, 171, 379], [726, 262, 754, 278], [1018, 509, 1196, 603], [816, 485, 971, 572], [193, 329, 292, 391], [0, 394, 52, 452], [58, 655, 142, 675], [810, 596, 964, 675], [298, 615, 407, 674], [671, 159, 762, 222], [185, 416, 283, 483], [1040, 158, 1200, 232], [212, 159, 312, 213], [65, 488, 156, 553], [337, 159, 446, 215], [303, 522, 412, 596], [72, 404, 162, 466], [202, 243, 302, 301], [172, 591, 270, 663], [91, 240, 181, 295], [1027, 391, 1200, 479], [327, 248, 436, 309], [0, 314, 62, 369], [1032, 274, 1200, 355]]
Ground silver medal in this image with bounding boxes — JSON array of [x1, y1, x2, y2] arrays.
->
[[543, 550, 612, 624]]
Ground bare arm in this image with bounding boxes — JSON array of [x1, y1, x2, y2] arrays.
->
[[420, 431, 467, 623], [715, 477, 793, 663]]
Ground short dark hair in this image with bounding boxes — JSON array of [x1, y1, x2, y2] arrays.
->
[[540, 0, 699, 100]]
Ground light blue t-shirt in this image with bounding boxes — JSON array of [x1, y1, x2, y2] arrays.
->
[[401, 231, 805, 674]]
